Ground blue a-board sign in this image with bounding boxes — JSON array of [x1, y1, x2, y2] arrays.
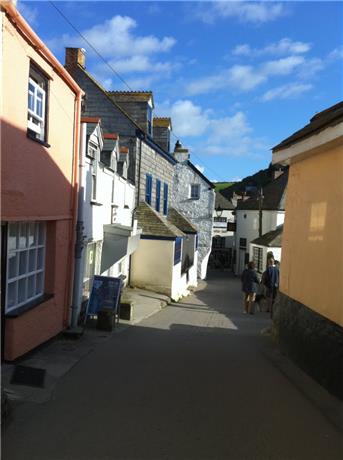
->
[[86, 275, 122, 316]]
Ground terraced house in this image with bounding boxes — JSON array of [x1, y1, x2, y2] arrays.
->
[[65, 48, 199, 299]]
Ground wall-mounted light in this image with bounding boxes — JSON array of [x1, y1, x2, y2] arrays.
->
[[215, 205, 223, 218]]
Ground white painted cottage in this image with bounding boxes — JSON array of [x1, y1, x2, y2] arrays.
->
[[211, 192, 235, 269], [171, 141, 215, 279], [71, 118, 141, 325], [249, 225, 283, 274], [234, 171, 288, 275]]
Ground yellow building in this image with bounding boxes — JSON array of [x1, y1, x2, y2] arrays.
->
[[272, 101, 343, 400]]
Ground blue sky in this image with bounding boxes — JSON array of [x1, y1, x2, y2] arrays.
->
[[18, 1, 343, 181]]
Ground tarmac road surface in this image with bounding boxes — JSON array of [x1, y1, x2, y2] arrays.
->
[[3, 271, 343, 460]]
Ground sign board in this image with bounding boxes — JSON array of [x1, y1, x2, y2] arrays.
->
[[86, 275, 122, 316]]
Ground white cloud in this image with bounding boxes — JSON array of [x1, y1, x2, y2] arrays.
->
[[163, 100, 211, 136], [232, 38, 311, 57], [158, 99, 268, 157], [261, 82, 313, 102], [17, 1, 38, 25], [197, 1, 286, 24], [327, 46, 343, 62], [48, 15, 175, 58], [194, 164, 205, 174], [186, 56, 304, 95]]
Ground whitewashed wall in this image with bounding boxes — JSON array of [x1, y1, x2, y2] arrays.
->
[[249, 243, 282, 273], [172, 162, 215, 279], [234, 209, 284, 274]]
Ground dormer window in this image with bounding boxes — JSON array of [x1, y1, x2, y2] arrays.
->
[[27, 65, 48, 142], [147, 105, 153, 136]]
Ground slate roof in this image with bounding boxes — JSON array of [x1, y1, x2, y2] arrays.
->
[[251, 225, 283, 247], [236, 170, 288, 211], [215, 192, 234, 210], [167, 208, 198, 234], [153, 117, 172, 128], [103, 137, 116, 152], [273, 101, 343, 152], [187, 161, 215, 189], [107, 91, 154, 106], [134, 202, 185, 238]]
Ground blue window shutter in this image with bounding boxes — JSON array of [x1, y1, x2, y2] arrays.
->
[[174, 237, 182, 265], [145, 174, 152, 204], [156, 179, 161, 212], [163, 183, 168, 215]]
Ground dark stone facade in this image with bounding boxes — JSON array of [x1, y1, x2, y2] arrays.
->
[[273, 291, 343, 400]]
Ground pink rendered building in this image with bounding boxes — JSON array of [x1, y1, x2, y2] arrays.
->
[[1, 3, 83, 360]]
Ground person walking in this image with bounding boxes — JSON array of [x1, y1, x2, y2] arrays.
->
[[263, 257, 279, 317], [241, 261, 259, 315]]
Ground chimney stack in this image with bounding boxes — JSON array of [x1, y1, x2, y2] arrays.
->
[[152, 117, 172, 152], [173, 140, 190, 162], [65, 48, 86, 69]]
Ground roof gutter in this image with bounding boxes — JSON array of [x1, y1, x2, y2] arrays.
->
[[3, 2, 83, 96]]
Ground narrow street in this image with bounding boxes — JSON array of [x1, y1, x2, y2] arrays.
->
[[3, 272, 343, 460]]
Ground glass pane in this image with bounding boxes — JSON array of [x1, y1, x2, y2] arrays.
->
[[28, 275, 35, 298], [19, 223, 27, 249], [8, 223, 18, 251], [19, 251, 28, 276], [28, 223, 37, 247], [36, 272, 44, 295], [36, 91, 43, 117], [18, 278, 27, 304], [29, 249, 37, 272], [8, 252, 17, 279], [38, 223, 45, 245], [37, 248, 44, 270], [7, 282, 17, 309], [28, 83, 35, 111]]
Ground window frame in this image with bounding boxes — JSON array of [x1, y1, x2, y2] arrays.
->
[[145, 174, 153, 205], [27, 65, 48, 142], [5, 222, 46, 313], [155, 179, 161, 212], [163, 183, 169, 215], [253, 246, 264, 273], [174, 237, 183, 265], [190, 184, 200, 200]]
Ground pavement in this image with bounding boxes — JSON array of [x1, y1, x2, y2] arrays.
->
[[2, 271, 343, 460]]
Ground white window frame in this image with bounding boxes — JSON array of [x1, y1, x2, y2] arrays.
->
[[6, 222, 46, 313], [190, 184, 200, 200], [27, 77, 46, 141]]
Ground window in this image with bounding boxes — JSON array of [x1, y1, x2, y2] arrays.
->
[[174, 237, 182, 265], [91, 159, 97, 201], [253, 246, 263, 273], [87, 144, 97, 159], [6, 222, 46, 312], [239, 238, 247, 248], [190, 184, 200, 200], [163, 183, 168, 215], [155, 179, 161, 212], [145, 174, 153, 205], [195, 234, 199, 250], [147, 106, 153, 136], [27, 66, 48, 142]]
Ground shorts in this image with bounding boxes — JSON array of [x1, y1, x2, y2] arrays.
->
[[244, 292, 256, 302]]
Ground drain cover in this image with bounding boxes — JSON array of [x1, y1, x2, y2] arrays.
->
[[10, 365, 46, 388]]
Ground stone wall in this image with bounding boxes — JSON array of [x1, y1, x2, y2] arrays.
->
[[135, 139, 175, 211], [172, 162, 215, 278], [273, 291, 343, 400]]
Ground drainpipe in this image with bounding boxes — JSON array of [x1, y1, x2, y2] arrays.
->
[[70, 122, 87, 328], [64, 91, 82, 328], [258, 187, 264, 237]]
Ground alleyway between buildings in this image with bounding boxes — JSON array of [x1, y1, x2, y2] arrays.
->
[[3, 272, 343, 460]]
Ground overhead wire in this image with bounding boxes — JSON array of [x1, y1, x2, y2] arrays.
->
[[49, 0, 227, 182]]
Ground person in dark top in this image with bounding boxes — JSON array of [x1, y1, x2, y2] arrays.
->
[[241, 261, 259, 315], [262, 257, 280, 315]]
